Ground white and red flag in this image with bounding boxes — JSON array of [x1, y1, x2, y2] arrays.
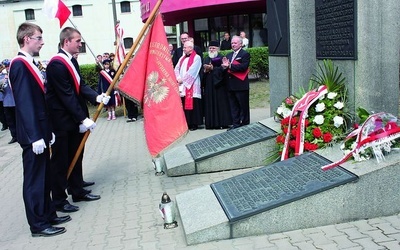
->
[[116, 14, 188, 157], [113, 22, 126, 71], [42, 0, 71, 28]]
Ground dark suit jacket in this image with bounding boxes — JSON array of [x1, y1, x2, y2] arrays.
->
[[46, 50, 98, 132], [172, 45, 203, 67], [9, 53, 52, 145], [225, 49, 251, 91]]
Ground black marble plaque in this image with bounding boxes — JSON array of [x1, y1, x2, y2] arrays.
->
[[186, 123, 277, 161], [315, 0, 357, 59], [211, 152, 358, 222]]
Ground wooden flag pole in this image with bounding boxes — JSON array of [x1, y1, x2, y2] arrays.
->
[[67, 0, 164, 179]]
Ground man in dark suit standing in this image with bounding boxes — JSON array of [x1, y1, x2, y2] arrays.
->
[[221, 35, 251, 130], [220, 32, 231, 51], [9, 22, 70, 237], [46, 27, 110, 213]]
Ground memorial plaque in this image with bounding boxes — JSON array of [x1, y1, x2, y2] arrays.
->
[[186, 123, 277, 161], [315, 0, 357, 59], [211, 152, 358, 222]]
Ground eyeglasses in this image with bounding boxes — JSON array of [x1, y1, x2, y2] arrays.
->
[[30, 36, 43, 41]]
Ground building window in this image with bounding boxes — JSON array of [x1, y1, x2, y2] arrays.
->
[[72, 5, 83, 17], [79, 42, 86, 53], [121, 1, 131, 13], [124, 37, 133, 49], [25, 9, 35, 20]]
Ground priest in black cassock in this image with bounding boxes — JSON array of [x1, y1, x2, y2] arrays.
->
[[202, 41, 232, 129]]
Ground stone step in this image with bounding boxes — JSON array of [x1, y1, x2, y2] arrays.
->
[[159, 118, 280, 176]]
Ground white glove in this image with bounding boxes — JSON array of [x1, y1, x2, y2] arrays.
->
[[96, 94, 103, 103], [79, 124, 88, 133], [49, 133, 56, 146], [96, 93, 111, 105], [82, 118, 96, 131], [102, 94, 111, 105], [32, 139, 46, 155]]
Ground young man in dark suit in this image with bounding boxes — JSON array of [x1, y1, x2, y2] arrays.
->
[[46, 27, 110, 213], [221, 35, 251, 130], [9, 22, 70, 237]]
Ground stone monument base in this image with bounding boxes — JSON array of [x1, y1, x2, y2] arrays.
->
[[176, 140, 400, 245]]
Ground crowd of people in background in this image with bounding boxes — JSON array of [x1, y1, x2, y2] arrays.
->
[[172, 31, 251, 131]]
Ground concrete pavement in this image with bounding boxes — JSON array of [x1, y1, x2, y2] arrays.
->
[[0, 108, 400, 249]]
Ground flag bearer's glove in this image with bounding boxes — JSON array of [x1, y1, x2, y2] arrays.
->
[[32, 139, 46, 155], [82, 118, 96, 132]]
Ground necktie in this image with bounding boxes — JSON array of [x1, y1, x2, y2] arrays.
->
[[232, 51, 238, 61], [71, 57, 79, 71], [33, 60, 39, 68]]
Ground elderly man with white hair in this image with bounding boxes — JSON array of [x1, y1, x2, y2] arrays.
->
[[174, 40, 203, 131]]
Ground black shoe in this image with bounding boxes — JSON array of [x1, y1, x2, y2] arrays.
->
[[31, 226, 66, 237], [56, 204, 79, 213], [189, 125, 198, 131], [82, 181, 95, 187], [1, 126, 8, 131], [72, 193, 101, 202], [8, 137, 17, 144], [67, 188, 91, 195], [50, 215, 71, 225]]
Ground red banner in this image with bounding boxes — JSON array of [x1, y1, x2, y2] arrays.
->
[[116, 14, 188, 157]]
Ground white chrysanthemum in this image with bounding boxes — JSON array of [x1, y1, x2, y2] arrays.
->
[[276, 106, 284, 115], [334, 101, 344, 110], [333, 116, 344, 128], [313, 115, 324, 125], [315, 103, 326, 112], [282, 107, 292, 118], [327, 92, 338, 99]]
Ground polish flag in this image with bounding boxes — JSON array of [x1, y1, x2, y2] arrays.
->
[[42, 0, 71, 28], [113, 22, 126, 71]]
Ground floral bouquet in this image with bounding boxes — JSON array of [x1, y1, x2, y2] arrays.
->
[[274, 60, 350, 161], [321, 109, 400, 170]]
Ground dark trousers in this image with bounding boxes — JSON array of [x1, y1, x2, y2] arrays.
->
[[0, 101, 7, 128], [51, 130, 86, 207], [228, 90, 250, 128], [4, 106, 16, 138], [21, 144, 56, 232], [125, 98, 139, 119]]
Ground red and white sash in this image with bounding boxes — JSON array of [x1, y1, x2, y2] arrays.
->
[[49, 53, 81, 94], [10, 56, 45, 92], [281, 85, 328, 160], [100, 70, 113, 87]]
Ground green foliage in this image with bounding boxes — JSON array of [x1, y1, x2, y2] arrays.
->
[[311, 59, 346, 94], [80, 64, 99, 91], [203, 47, 269, 79], [248, 47, 269, 79], [356, 107, 370, 124]]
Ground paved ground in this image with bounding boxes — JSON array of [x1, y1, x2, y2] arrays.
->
[[0, 107, 400, 250]]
